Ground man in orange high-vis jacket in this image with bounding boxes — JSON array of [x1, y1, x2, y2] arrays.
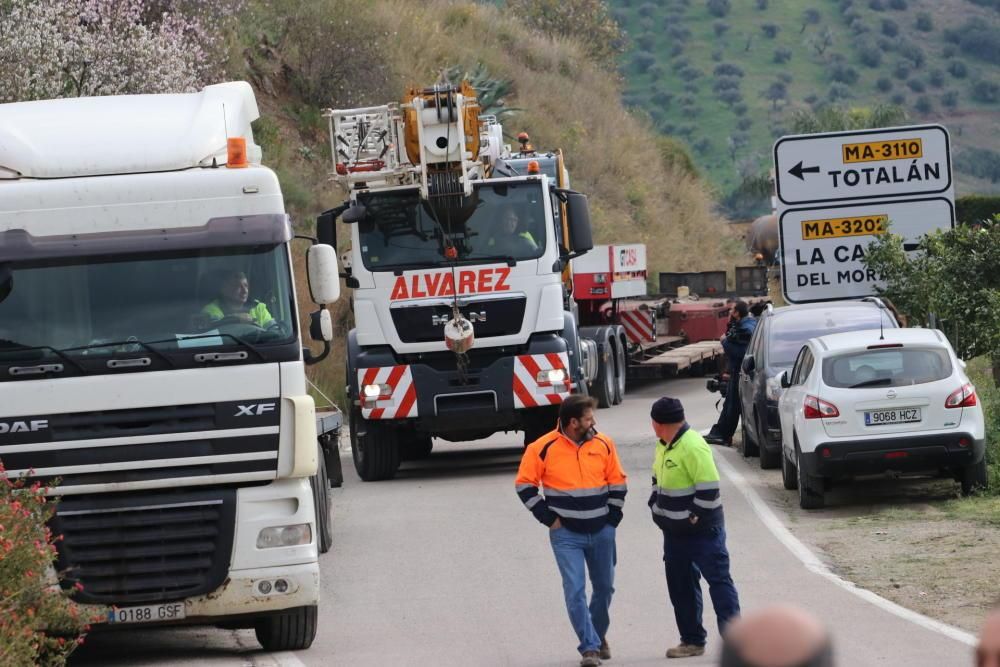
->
[[515, 395, 628, 667]]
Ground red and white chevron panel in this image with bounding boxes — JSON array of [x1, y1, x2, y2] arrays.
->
[[357, 365, 418, 420], [619, 308, 655, 344], [512, 352, 572, 409]]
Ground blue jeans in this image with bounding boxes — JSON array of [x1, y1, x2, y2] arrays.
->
[[663, 526, 740, 646], [549, 522, 617, 654]]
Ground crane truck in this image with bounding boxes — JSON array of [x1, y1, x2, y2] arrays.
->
[[323, 83, 633, 481], [0, 82, 341, 650]]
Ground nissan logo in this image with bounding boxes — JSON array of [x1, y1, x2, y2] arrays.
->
[[886, 389, 897, 399]]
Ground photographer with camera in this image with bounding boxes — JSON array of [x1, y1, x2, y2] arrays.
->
[[706, 300, 756, 447]]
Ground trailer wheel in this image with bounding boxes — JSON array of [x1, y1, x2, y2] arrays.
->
[[351, 409, 400, 481], [313, 452, 333, 553], [254, 605, 318, 651], [593, 345, 615, 409], [611, 337, 627, 406]]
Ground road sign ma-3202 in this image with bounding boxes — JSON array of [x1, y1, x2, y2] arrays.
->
[[774, 125, 951, 206]]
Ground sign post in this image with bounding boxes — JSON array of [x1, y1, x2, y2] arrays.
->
[[773, 124, 954, 304]]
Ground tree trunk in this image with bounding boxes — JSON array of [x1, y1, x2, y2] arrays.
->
[[992, 355, 1000, 388]]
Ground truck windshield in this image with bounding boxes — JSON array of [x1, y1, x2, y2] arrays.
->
[[357, 182, 546, 271], [0, 245, 295, 364]]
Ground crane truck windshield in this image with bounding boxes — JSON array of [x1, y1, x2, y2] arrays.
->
[[0, 245, 297, 376], [357, 182, 546, 271]]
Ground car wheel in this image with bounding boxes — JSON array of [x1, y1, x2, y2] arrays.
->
[[961, 459, 988, 496], [757, 418, 781, 470], [796, 447, 824, 510], [781, 449, 798, 491], [741, 419, 759, 458]]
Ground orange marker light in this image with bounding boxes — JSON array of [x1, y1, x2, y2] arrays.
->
[[527, 160, 540, 175], [444, 246, 458, 259], [227, 137, 248, 168]]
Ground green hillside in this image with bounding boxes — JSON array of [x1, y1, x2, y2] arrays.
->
[[611, 0, 1000, 213]]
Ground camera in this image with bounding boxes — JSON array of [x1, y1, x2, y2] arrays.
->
[[706, 374, 728, 397]]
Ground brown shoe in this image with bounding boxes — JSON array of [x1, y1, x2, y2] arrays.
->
[[666, 643, 705, 658], [599, 638, 611, 660], [580, 650, 602, 666]]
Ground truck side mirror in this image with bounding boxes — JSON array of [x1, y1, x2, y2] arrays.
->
[[307, 244, 341, 305], [566, 192, 593, 254], [316, 209, 337, 248], [780, 371, 791, 389], [309, 308, 333, 342], [342, 202, 367, 224]]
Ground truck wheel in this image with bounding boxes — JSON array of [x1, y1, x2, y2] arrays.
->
[[796, 448, 825, 510], [592, 346, 615, 409], [611, 338, 627, 406], [351, 410, 400, 481], [961, 459, 988, 496], [254, 605, 318, 651], [313, 453, 333, 554]]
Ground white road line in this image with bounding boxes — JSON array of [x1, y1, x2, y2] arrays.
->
[[711, 439, 977, 647], [267, 652, 308, 667]]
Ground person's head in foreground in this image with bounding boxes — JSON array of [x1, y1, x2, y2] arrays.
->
[[721, 604, 833, 667], [978, 607, 1000, 667]]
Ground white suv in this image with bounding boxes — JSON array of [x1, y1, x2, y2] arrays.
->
[[777, 328, 986, 509]]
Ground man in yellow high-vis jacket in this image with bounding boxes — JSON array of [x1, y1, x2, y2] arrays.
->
[[648, 396, 741, 659]]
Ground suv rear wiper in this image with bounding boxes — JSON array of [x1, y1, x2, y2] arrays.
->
[[0, 340, 87, 376], [849, 378, 893, 388]]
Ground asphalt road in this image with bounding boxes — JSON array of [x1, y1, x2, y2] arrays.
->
[[74, 377, 974, 666]]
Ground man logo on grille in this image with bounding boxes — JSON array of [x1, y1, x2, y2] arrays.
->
[[235, 403, 276, 417], [432, 311, 486, 325]]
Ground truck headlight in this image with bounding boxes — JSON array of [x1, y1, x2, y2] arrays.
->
[[256, 524, 312, 549], [537, 369, 567, 385], [362, 383, 390, 399]]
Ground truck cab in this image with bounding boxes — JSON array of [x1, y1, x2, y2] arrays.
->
[[0, 82, 339, 650]]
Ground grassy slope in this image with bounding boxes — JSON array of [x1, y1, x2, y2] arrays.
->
[[229, 0, 743, 403], [613, 0, 1000, 197]]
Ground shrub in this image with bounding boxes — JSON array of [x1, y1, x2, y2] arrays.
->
[[707, 0, 731, 18], [0, 466, 97, 665], [507, 0, 627, 68], [756, 0, 769, 9], [948, 60, 969, 79], [971, 79, 1000, 104], [773, 47, 792, 64], [632, 50, 657, 72], [636, 33, 657, 51], [804, 93, 819, 105], [915, 12, 933, 32], [713, 63, 745, 78], [876, 77, 893, 92], [682, 82, 699, 94], [669, 43, 685, 57], [943, 45, 957, 58], [712, 75, 742, 92], [800, 8, 821, 33], [894, 61, 911, 79], [907, 78, 926, 93], [881, 19, 898, 37], [831, 63, 859, 85], [736, 117, 753, 131], [711, 50, 724, 62], [648, 63, 666, 81], [941, 90, 959, 108], [651, 90, 674, 107], [958, 23, 1000, 64], [869, 0, 885, 10], [713, 21, 730, 37], [638, 2, 657, 17], [914, 95, 932, 113], [898, 41, 926, 68], [679, 66, 701, 81], [717, 89, 743, 106], [733, 103, 749, 116], [778, 71, 793, 84], [890, 92, 907, 105], [761, 23, 779, 39], [859, 44, 882, 68], [667, 26, 691, 42], [888, 0, 907, 8]]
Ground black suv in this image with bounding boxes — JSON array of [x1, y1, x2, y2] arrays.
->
[[738, 298, 899, 469]]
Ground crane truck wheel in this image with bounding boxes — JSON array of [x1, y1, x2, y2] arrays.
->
[[254, 605, 318, 651], [611, 334, 627, 406], [350, 408, 401, 481]]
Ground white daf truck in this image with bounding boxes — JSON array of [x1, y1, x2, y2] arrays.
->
[[0, 82, 340, 650]]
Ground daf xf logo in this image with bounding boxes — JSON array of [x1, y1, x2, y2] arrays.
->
[[432, 311, 486, 325], [235, 403, 276, 417], [0, 420, 48, 433]]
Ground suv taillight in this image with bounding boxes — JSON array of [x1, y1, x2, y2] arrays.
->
[[945, 383, 977, 408], [804, 395, 840, 419]]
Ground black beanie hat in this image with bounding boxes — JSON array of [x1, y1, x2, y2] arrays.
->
[[651, 397, 685, 424]]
